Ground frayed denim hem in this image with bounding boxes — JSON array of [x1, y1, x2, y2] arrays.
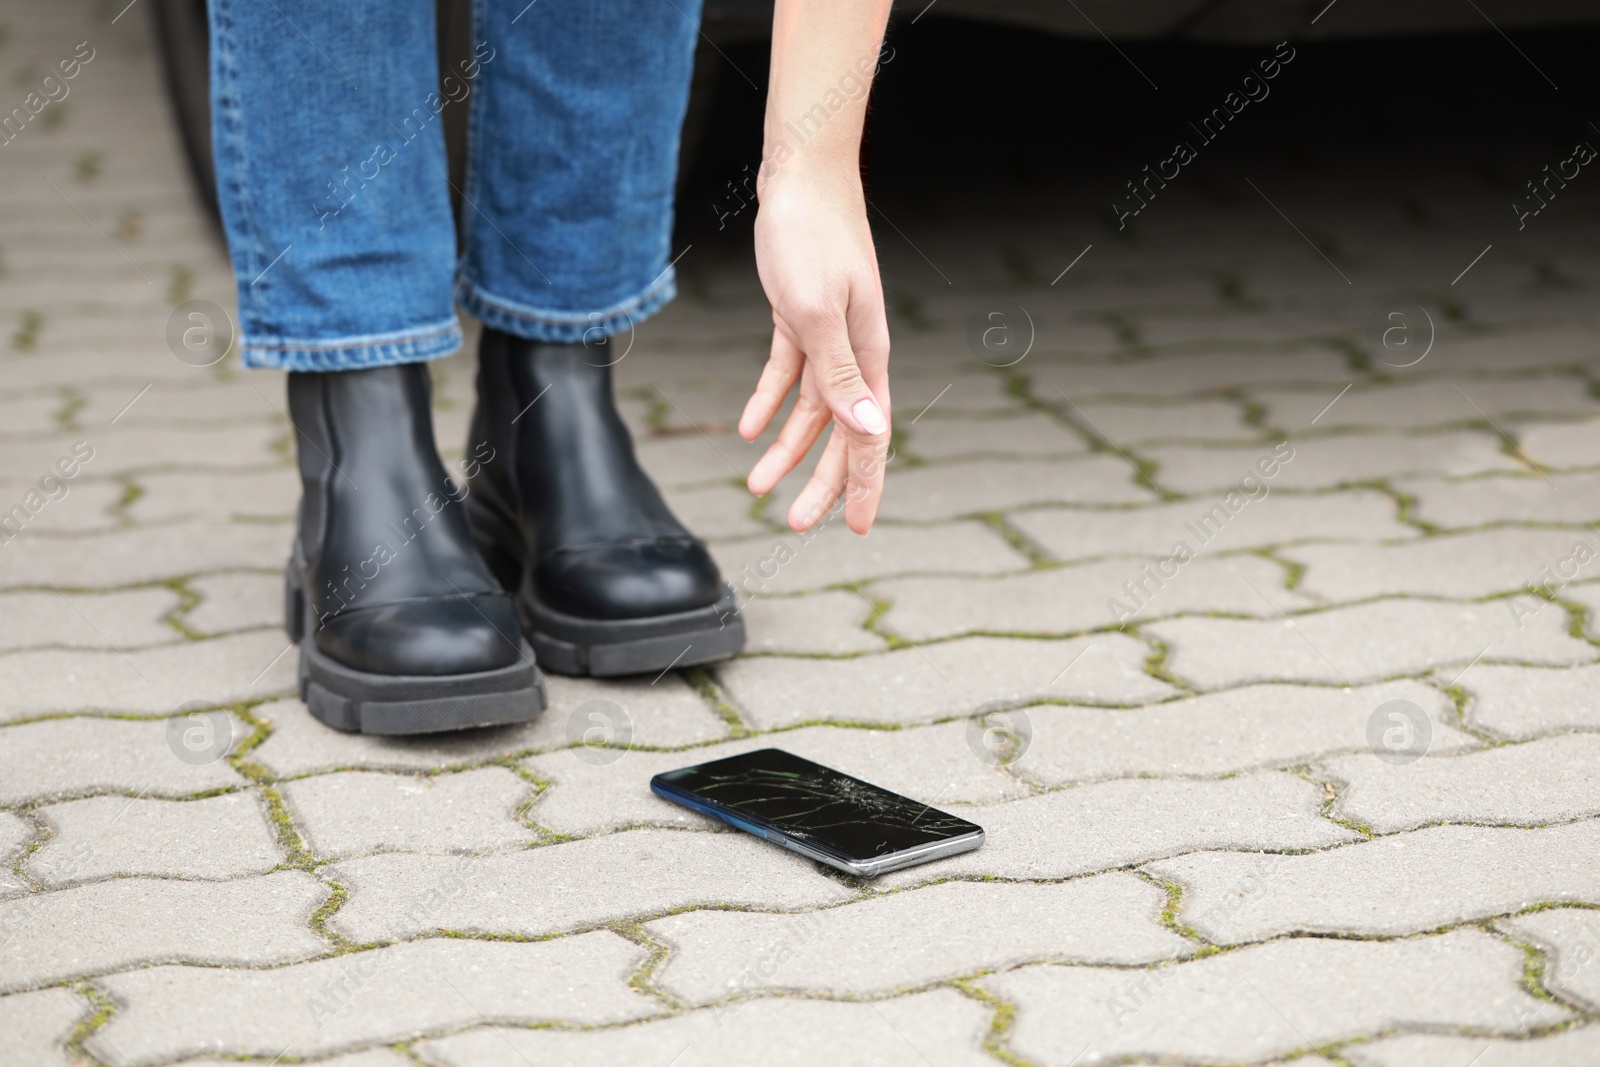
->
[[238, 318, 463, 371], [456, 270, 676, 344]]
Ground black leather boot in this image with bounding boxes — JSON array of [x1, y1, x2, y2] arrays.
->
[[463, 328, 744, 676], [284, 363, 545, 734]]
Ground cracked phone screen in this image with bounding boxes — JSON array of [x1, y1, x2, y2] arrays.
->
[[653, 748, 981, 861]]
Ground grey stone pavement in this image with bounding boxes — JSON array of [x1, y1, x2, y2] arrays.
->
[[6, 4, 1600, 1067]]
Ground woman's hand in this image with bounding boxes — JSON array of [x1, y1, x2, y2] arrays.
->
[[741, 167, 891, 535], [739, 0, 895, 536]]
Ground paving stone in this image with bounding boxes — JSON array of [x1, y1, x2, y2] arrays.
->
[[0, 477, 124, 534], [0, 425, 283, 479], [250, 673, 727, 777], [1012, 489, 1416, 565], [171, 1052, 414, 1067], [1145, 432, 1518, 494], [0, 630, 296, 721], [280, 768, 535, 860], [1423, 326, 1600, 372], [1146, 822, 1600, 944], [661, 481, 770, 540], [636, 432, 760, 488], [0, 988, 89, 1067], [1013, 680, 1473, 785], [902, 412, 1089, 459], [325, 829, 856, 942], [1320, 734, 1600, 833], [712, 519, 1028, 597], [735, 591, 887, 654], [718, 633, 1177, 731], [1498, 908, 1600, 1012], [181, 571, 281, 634], [522, 721, 1029, 837], [0, 715, 247, 804], [875, 772, 1354, 889], [0, 871, 327, 992], [1458, 664, 1600, 738], [875, 553, 1314, 640], [1257, 377, 1599, 432], [1147, 597, 1594, 689], [1348, 1027, 1600, 1067], [0, 519, 291, 588], [89, 932, 654, 1065], [28, 792, 281, 884], [0, 812, 31, 899], [1046, 351, 1356, 395], [874, 455, 1154, 521], [648, 875, 1191, 1002], [1520, 419, 1600, 469], [1286, 528, 1599, 600], [0, 586, 178, 652], [126, 469, 298, 523], [415, 988, 995, 1067], [982, 930, 1565, 1066], [1397, 470, 1600, 527], [1071, 398, 1258, 444]]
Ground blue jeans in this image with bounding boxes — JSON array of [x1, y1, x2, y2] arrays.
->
[[208, 0, 702, 370]]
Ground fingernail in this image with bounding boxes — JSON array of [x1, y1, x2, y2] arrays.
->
[[852, 397, 888, 435]]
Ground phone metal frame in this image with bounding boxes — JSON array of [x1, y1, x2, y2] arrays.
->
[[650, 778, 985, 878]]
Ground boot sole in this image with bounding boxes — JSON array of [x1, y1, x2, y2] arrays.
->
[[285, 568, 546, 735], [465, 497, 745, 677]]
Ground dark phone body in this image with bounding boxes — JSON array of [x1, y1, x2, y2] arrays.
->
[[651, 748, 984, 877]]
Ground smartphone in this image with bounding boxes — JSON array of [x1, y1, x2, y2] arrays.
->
[[650, 748, 984, 877]]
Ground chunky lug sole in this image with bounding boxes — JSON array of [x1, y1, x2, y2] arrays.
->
[[465, 498, 745, 677], [284, 568, 545, 735]]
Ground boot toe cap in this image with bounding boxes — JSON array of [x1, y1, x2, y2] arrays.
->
[[535, 540, 723, 620], [314, 595, 526, 676]]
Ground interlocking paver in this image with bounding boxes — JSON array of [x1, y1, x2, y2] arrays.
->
[[1520, 418, 1600, 469], [1286, 527, 1600, 600], [660, 482, 771, 540], [1348, 1027, 1600, 1067], [250, 673, 727, 777], [414, 988, 995, 1067], [1498, 908, 1600, 1012], [1146, 821, 1600, 944], [1257, 377, 1599, 431], [1008, 489, 1416, 563], [0, 425, 283, 479], [876, 772, 1355, 889], [710, 519, 1028, 597], [903, 412, 1088, 459], [1145, 431, 1517, 494], [873, 455, 1154, 521], [1012, 680, 1473, 785], [1049, 351, 1356, 394], [522, 721, 1027, 837], [125, 469, 297, 523], [0, 587, 179, 651], [1072, 398, 1257, 444], [1146, 597, 1594, 689], [169, 1051, 414, 1067], [88, 933, 655, 1065], [280, 768, 535, 860], [0, 477, 124, 535], [735, 591, 886, 654], [1319, 734, 1600, 833], [718, 633, 1177, 730], [181, 572, 282, 635], [28, 792, 281, 883], [0, 520, 290, 588], [0, 988, 89, 1067], [0, 871, 327, 992], [981, 931, 1565, 1066], [1397, 471, 1600, 527], [325, 829, 856, 943], [648, 875, 1191, 1002], [1457, 663, 1600, 738], [0, 812, 31, 898], [0, 715, 246, 804], [875, 553, 1314, 640]]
